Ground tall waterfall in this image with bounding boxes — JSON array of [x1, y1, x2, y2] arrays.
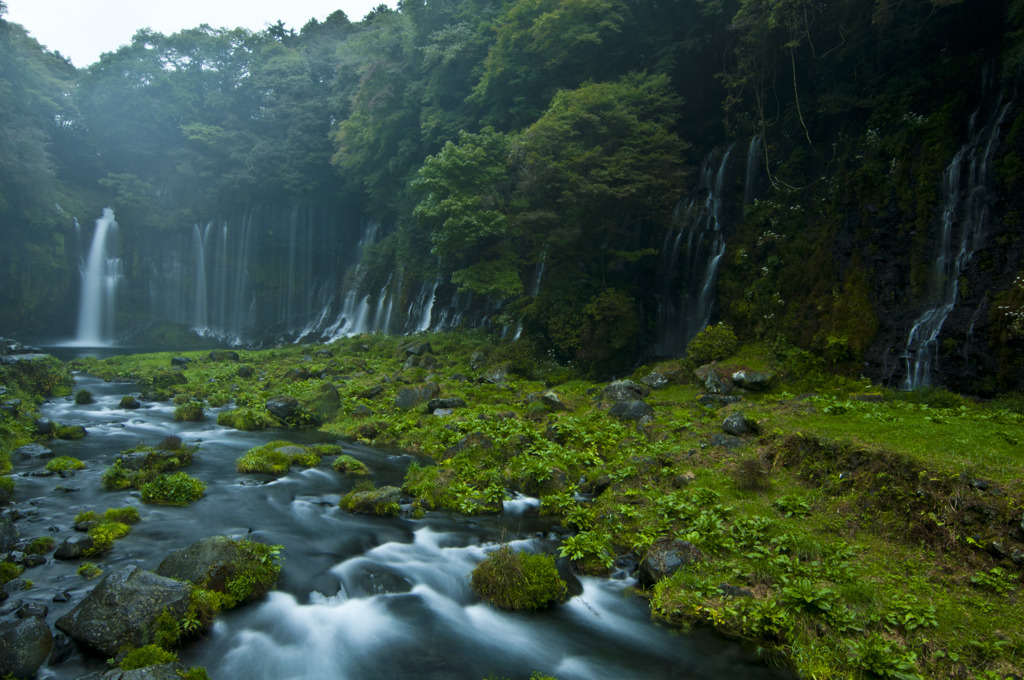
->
[[653, 144, 735, 356], [893, 97, 1012, 389], [73, 208, 120, 346]]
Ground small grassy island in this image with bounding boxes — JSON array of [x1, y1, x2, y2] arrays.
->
[[0, 329, 999, 679]]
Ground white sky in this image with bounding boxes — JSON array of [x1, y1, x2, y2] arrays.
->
[[5, 0, 394, 67]]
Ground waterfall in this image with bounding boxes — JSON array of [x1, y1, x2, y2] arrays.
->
[[73, 208, 120, 346], [193, 223, 210, 331], [744, 135, 761, 205], [893, 97, 1012, 389], [653, 144, 735, 356], [415, 280, 440, 332]]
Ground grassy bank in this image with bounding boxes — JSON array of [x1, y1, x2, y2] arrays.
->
[[66, 331, 1024, 679]]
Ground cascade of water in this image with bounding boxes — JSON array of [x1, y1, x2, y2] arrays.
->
[[416, 279, 440, 332], [74, 208, 120, 346], [894, 97, 1011, 389], [744, 135, 761, 205], [653, 143, 735, 356], [193, 223, 210, 331]]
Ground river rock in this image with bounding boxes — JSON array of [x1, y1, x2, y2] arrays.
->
[[53, 534, 95, 560], [540, 391, 570, 411], [119, 395, 141, 410], [341, 485, 402, 515], [394, 384, 440, 410], [722, 412, 758, 436], [13, 444, 54, 461], [0, 616, 52, 679], [17, 602, 48, 619], [638, 538, 703, 586], [79, 663, 191, 680], [34, 418, 54, 435], [155, 535, 245, 594], [427, 397, 467, 411], [0, 512, 19, 552], [265, 395, 301, 421], [640, 371, 669, 390], [55, 565, 192, 656], [602, 379, 648, 403], [731, 370, 774, 391], [404, 342, 434, 357], [608, 400, 654, 422]]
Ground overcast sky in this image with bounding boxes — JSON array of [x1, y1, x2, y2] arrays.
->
[[5, 0, 393, 67]]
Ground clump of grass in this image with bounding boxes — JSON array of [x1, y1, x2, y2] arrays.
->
[[236, 441, 322, 476], [45, 456, 85, 473], [74, 389, 94, 405], [332, 454, 370, 475], [217, 407, 273, 431], [470, 545, 568, 611], [25, 536, 55, 554], [77, 562, 103, 579], [174, 401, 206, 422], [140, 472, 206, 506]]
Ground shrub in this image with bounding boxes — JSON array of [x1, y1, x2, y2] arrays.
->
[[686, 322, 739, 365], [470, 545, 568, 611], [236, 441, 319, 476], [45, 456, 85, 473], [74, 389, 94, 405], [54, 424, 87, 440], [141, 472, 206, 505], [174, 401, 206, 422], [86, 521, 132, 555], [0, 477, 13, 496]]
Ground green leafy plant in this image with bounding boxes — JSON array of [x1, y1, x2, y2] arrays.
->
[[970, 567, 1018, 595], [772, 494, 812, 518], [45, 456, 85, 473], [74, 389, 94, 405], [331, 454, 370, 475], [115, 644, 177, 670], [140, 472, 206, 505], [845, 633, 923, 680], [24, 536, 55, 554], [174, 400, 206, 422], [686, 323, 739, 365]]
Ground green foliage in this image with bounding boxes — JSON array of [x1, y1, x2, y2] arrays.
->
[[116, 644, 177, 670], [686, 323, 739, 365], [217, 407, 273, 431], [74, 389, 94, 405], [331, 454, 370, 475], [0, 560, 23, 584], [140, 472, 206, 506], [470, 545, 568, 611], [24, 536, 54, 554], [224, 541, 283, 605], [45, 456, 85, 472], [236, 441, 321, 476], [970, 567, 1018, 595], [174, 401, 206, 422], [845, 634, 923, 680], [86, 521, 132, 555], [77, 562, 103, 579], [104, 506, 141, 524]]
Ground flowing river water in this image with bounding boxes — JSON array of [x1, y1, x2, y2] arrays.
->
[[13, 373, 792, 680]]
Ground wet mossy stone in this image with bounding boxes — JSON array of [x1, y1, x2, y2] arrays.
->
[[119, 395, 141, 410], [0, 616, 52, 679], [394, 383, 440, 410], [55, 565, 192, 656], [638, 538, 703, 587], [78, 662, 191, 680], [340, 485, 402, 516], [426, 397, 467, 411], [54, 534, 95, 560], [722, 412, 759, 436], [14, 443, 53, 460], [265, 395, 301, 421], [608, 400, 654, 422], [471, 546, 568, 611], [731, 370, 774, 391], [602, 379, 649, 403]]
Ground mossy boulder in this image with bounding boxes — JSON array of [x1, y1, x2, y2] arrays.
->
[[55, 565, 192, 656], [470, 546, 568, 611], [340, 485, 402, 516], [0, 616, 52, 680], [155, 535, 280, 605]]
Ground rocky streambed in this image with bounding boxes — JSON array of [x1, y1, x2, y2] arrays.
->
[[1, 373, 789, 680]]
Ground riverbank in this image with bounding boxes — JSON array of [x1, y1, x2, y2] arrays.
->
[[3, 331, 1023, 679]]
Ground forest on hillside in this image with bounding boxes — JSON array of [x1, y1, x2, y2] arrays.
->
[[1, 0, 1022, 390]]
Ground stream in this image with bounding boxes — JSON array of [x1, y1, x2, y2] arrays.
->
[[11, 373, 791, 680]]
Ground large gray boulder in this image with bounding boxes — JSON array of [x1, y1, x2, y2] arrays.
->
[[13, 444, 53, 461], [265, 395, 301, 421], [55, 565, 192, 656], [602, 379, 648, 403], [608, 400, 654, 422], [722, 412, 759, 436], [394, 384, 440, 410], [638, 538, 703, 586], [53, 534, 95, 560], [731, 370, 774, 391], [0, 616, 52, 679], [155, 536, 245, 593]]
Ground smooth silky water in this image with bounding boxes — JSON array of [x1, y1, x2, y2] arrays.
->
[[16, 374, 792, 680]]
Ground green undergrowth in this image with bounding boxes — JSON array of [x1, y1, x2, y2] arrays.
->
[[235, 441, 342, 476], [62, 331, 1024, 678], [102, 438, 199, 492], [75, 506, 141, 556]]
